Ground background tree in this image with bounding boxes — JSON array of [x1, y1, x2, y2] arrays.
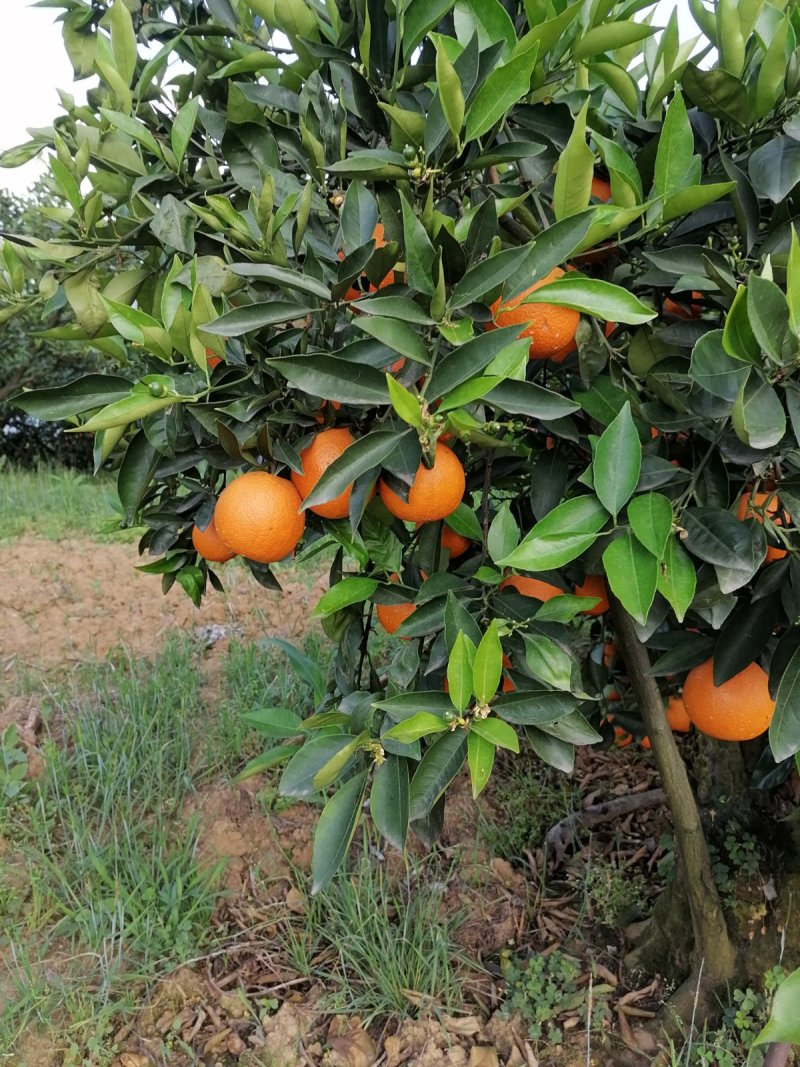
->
[[6, 0, 800, 1035]]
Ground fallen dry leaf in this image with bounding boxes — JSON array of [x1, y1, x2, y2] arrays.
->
[[328, 1028, 377, 1067], [286, 885, 307, 914], [203, 1027, 231, 1054], [112, 1056, 149, 1067], [384, 1034, 403, 1067], [469, 1047, 499, 1067], [443, 1014, 482, 1037]]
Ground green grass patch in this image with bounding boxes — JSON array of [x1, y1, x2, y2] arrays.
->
[[0, 464, 131, 541]]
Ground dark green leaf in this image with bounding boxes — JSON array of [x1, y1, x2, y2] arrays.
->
[[713, 594, 779, 686], [731, 371, 786, 451], [427, 326, 527, 399], [748, 137, 800, 203], [594, 403, 641, 519], [500, 495, 609, 571], [280, 735, 358, 798], [371, 755, 409, 849], [689, 329, 748, 401], [682, 64, 750, 124], [747, 276, 789, 362], [203, 302, 316, 336], [464, 43, 539, 142], [722, 285, 760, 364], [495, 690, 578, 725], [228, 263, 331, 300], [242, 706, 304, 738], [653, 88, 695, 201], [313, 578, 378, 618], [12, 374, 133, 420], [311, 771, 368, 892], [525, 727, 575, 772], [355, 315, 430, 364], [408, 731, 467, 820], [467, 731, 495, 798], [770, 641, 800, 764], [486, 380, 580, 419], [268, 355, 390, 406], [118, 430, 158, 525], [627, 493, 673, 560]]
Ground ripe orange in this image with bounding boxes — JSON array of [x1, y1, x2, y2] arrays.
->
[[666, 695, 691, 733], [376, 575, 415, 636], [417, 522, 471, 560], [379, 442, 465, 522], [603, 642, 617, 669], [291, 428, 355, 519], [613, 725, 633, 748], [315, 400, 342, 424], [500, 575, 564, 601], [736, 490, 789, 562], [214, 471, 305, 563], [576, 574, 609, 616], [682, 658, 775, 741], [663, 291, 703, 319], [640, 735, 652, 750], [501, 653, 515, 693], [489, 267, 580, 360], [192, 517, 236, 562], [342, 223, 398, 301], [205, 347, 222, 370], [591, 176, 612, 202]]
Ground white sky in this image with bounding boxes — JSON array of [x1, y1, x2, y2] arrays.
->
[[0, 0, 696, 199]]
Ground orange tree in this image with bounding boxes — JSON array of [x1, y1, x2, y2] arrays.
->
[[5, 0, 800, 1022]]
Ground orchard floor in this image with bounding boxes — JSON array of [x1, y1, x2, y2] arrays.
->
[[0, 471, 780, 1067]]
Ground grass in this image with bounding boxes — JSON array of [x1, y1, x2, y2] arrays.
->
[[278, 847, 475, 1023], [0, 464, 131, 541], [0, 635, 222, 1059]]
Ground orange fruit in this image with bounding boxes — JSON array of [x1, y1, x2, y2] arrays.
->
[[591, 176, 612, 202], [315, 400, 342, 424], [205, 347, 222, 370], [502, 653, 515, 693], [666, 695, 692, 733], [418, 522, 471, 560], [613, 725, 633, 748], [214, 471, 305, 563], [640, 735, 652, 750], [489, 267, 580, 360], [682, 658, 775, 741], [379, 442, 465, 522], [736, 490, 789, 562], [500, 575, 564, 601], [342, 223, 398, 302], [603, 642, 617, 669], [576, 574, 609, 616], [663, 291, 703, 319], [376, 575, 415, 636], [291, 427, 355, 520], [192, 517, 236, 563]]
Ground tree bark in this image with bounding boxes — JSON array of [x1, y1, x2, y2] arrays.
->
[[609, 596, 736, 1001]]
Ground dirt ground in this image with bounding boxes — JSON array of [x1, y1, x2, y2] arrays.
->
[[0, 536, 327, 670], [1, 537, 679, 1067]]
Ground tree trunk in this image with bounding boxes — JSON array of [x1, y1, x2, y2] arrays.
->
[[609, 597, 736, 1013]]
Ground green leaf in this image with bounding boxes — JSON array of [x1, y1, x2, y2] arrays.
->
[[403, 0, 454, 59], [748, 136, 800, 204], [383, 713, 450, 744], [752, 967, 800, 1046], [109, 0, 138, 86], [689, 329, 748, 401], [488, 504, 520, 564], [732, 371, 786, 450], [386, 376, 423, 429], [525, 728, 575, 772], [500, 495, 609, 571], [661, 182, 736, 222], [470, 717, 519, 752], [592, 60, 639, 118], [228, 263, 331, 302], [241, 707, 304, 738], [496, 691, 579, 725], [371, 755, 409, 850], [454, 0, 516, 56], [427, 327, 528, 399], [446, 503, 484, 544], [722, 285, 760, 364], [77, 391, 179, 433], [522, 276, 655, 324], [268, 355, 390, 407], [203, 302, 316, 336], [301, 429, 409, 511], [486, 380, 580, 420], [682, 506, 765, 592], [657, 537, 696, 623], [467, 731, 495, 798], [117, 429, 159, 525], [464, 43, 539, 142], [150, 194, 196, 255], [505, 212, 594, 299], [233, 744, 301, 783], [326, 152, 407, 180], [311, 771, 368, 892], [373, 692, 455, 719], [754, 16, 790, 119], [682, 64, 750, 124], [653, 88, 695, 201], [401, 196, 436, 297], [593, 402, 641, 520], [356, 315, 430, 364], [747, 276, 789, 362], [435, 40, 465, 139], [523, 634, 575, 692], [603, 532, 658, 625], [537, 710, 602, 745], [473, 621, 503, 703], [448, 631, 475, 713], [594, 134, 643, 205], [408, 731, 467, 820], [713, 594, 780, 687], [313, 578, 378, 618], [171, 96, 199, 167], [552, 102, 594, 221], [627, 493, 673, 560], [12, 374, 133, 420], [280, 734, 358, 797], [349, 295, 433, 324], [450, 243, 536, 309], [573, 20, 656, 59]]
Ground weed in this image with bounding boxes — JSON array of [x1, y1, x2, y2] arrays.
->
[[0, 725, 28, 801], [667, 967, 787, 1067], [500, 949, 594, 1044], [479, 752, 580, 862], [276, 848, 474, 1023], [583, 858, 649, 928]]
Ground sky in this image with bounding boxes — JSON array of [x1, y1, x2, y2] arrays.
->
[[0, 0, 697, 198]]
